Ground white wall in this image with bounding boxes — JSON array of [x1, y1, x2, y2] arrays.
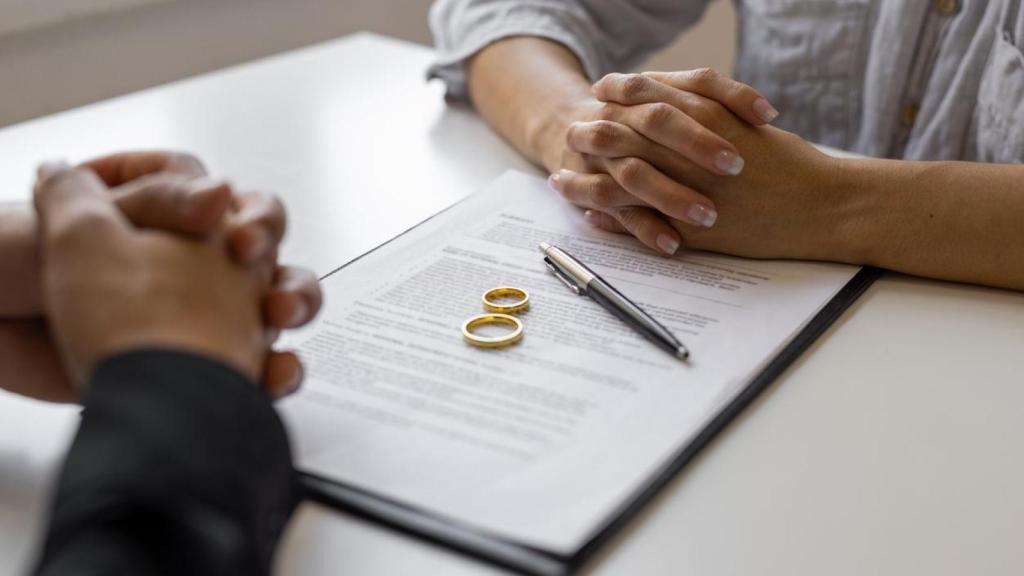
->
[[0, 0, 736, 128], [0, 0, 167, 35], [646, 0, 736, 74]]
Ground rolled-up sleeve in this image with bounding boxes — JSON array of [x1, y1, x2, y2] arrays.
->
[[428, 0, 714, 101]]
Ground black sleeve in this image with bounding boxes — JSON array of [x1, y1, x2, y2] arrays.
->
[[33, 350, 301, 576]]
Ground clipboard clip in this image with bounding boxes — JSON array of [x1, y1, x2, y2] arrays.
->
[[544, 256, 586, 296]]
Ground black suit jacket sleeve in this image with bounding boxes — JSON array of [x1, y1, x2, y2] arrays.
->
[[33, 350, 301, 576]]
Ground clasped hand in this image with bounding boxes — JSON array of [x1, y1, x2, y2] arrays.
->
[[0, 152, 322, 402], [546, 68, 846, 261]]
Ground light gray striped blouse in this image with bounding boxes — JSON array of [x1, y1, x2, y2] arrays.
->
[[429, 0, 1024, 163]]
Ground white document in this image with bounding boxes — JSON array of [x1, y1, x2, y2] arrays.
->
[[280, 171, 860, 553]]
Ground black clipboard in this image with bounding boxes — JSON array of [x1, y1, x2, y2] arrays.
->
[[297, 192, 882, 575]]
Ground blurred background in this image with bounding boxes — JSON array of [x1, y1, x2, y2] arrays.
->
[[0, 0, 736, 128]]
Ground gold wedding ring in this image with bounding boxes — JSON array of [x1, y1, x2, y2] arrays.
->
[[481, 287, 530, 315], [462, 314, 524, 348]]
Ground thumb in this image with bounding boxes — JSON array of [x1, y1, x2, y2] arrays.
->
[[34, 159, 129, 249]]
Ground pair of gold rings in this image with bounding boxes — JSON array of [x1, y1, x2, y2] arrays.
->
[[462, 287, 530, 348]]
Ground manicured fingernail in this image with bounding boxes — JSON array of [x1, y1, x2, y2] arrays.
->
[[583, 209, 601, 226], [37, 159, 71, 180], [549, 169, 577, 192], [686, 204, 718, 228], [656, 234, 680, 255], [547, 173, 561, 191], [714, 150, 745, 176], [753, 98, 780, 123]]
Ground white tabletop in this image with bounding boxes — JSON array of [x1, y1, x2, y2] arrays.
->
[[1, 33, 1022, 576]]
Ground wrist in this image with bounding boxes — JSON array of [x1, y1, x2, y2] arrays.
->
[[90, 335, 264, 388], [529, 96, 600, 172], [821, 156, 892, 267], [466, 36, 595, 172]]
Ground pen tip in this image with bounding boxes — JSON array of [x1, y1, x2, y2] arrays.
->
[[538, 242, 551, 253], [676, 347, 690, 361]]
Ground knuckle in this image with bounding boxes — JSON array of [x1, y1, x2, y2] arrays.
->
[[597, 72, 620, 87], [54, 209, 116, 246], [638, 102, 674, 131], [622, 208, 660, 240], [36, 169, 79, 197], [589, 178, 618, 207], [565, 121, 588, 149], [619, 74, 649, 102], [616, 208, 644, 232], [593, 73, 617, 95], [616, 157, 648, 188], [689, 67, 720, 89], [565, 122, 581, 147], [37, 169, 101, 204], [586, 121, 619, 151], [132, 174, 190, 206], [153, 179, 193, 211]]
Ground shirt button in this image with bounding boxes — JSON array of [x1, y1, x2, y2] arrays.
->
[[901, 104, 920, 127], [933, 0, 960, 16]]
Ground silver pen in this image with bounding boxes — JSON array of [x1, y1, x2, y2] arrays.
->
[[539, 242, 690, 360]]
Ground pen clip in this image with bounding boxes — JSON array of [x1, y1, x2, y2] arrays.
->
[[544, 257, 586, 296]]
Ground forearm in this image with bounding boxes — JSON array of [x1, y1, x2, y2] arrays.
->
[[0, 207, 41, 317], [840, 159, 1024, 290], [467, 37, 595, 171]]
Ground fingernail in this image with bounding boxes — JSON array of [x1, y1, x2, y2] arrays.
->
[[185, 177, 224, 198], [288, 298, 309, 327], [547, 173, 561, 192], [753, 98, 780, 123], [246, 226, 271, 261], [37, 159, 71, 180], [549, 169, 576, 192], [583, 209, 601, 226], [686, 204, 718, 228], [288, 364, 304, 395], [714, 150, 745, 176], [276, 362, 303, 399], [656, 234, 680, 255]]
